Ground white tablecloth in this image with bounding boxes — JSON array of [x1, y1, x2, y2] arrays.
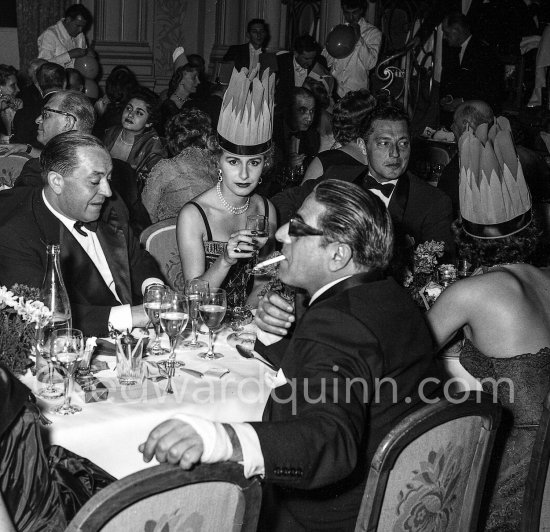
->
[[24, 327, 273, 479]]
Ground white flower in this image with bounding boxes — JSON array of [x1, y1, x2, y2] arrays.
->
[[0, 286, 16, 309], [424, 281, 443, 300]]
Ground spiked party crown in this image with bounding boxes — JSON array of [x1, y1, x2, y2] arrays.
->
[[458, 116, 532, 239], [217, 66, 275, 156]]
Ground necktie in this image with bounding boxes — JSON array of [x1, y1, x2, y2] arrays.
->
[[362, 175, 396, 198], [74, 220, 98, 237]]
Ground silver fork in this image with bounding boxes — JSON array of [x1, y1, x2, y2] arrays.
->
[[165, 360, 175, 394]]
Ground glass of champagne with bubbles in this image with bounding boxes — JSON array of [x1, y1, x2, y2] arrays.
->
[[198, 288, 227, 360], [183, 279, 209, 349], [159, 291, 189, 360], [144, 284, 168, 355], [51, 328, 84, 415]]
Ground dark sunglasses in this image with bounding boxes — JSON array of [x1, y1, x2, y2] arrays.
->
[[41, 107, 77, 122], [288, 217, 324, 237]]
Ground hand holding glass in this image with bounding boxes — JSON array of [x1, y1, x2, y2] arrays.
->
[[199, 289, 227, 360], [51, 328, 84, 415], [160, 291, 189, 359], [144, 284, 168, 355], [183, 279, 209, 348]]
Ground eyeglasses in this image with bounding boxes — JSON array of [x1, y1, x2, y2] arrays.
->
[[288, 217, 324, 237], [41, 107, 76, 122]]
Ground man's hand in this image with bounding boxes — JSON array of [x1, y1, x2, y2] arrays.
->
[[0, 143, 27, 156], [139, 420, 204, 469], [68, 48, 88, 59], [255, 291, 295, 336]]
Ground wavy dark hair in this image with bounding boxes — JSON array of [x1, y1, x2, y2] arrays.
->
[[165, 109, 213, 156], [331, 89, 376, 144], [167, 64, 200, 98], [105, 66, 138, 107], [125, 86, 160, 130], [0, 64, 17, 87]]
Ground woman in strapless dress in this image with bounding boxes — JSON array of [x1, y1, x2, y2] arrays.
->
[[427, 219, 550, 531]]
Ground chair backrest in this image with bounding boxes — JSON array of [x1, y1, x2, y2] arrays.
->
[[65, 462, 262, 532], [355, 391, 501, 532], [521, 389, 550, 532], [0, 153, 31, 189], [139, 217, 183, 291]]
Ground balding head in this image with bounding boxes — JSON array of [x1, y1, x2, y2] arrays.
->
[[451, 100, 494, 140]]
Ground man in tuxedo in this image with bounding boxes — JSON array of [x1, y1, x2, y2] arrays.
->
[[140, 179, 441, 531], [0, 131, 163, 336], [272, 104, 454, 258], [223, 18, 267, 71]]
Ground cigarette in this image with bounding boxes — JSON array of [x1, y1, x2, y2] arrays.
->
[[253, 254, 286, 271]]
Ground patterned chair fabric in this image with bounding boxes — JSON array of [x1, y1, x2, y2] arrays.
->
[[521, 389, 550, 531], [0, 153, 31, 189], [355, 391, 501, 532], [65, 462, 262, 532], [140, 217, 183, 291]]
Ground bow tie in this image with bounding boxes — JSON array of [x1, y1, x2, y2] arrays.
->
[[74, 220, 98, 236], [362, 175, 396, 198]]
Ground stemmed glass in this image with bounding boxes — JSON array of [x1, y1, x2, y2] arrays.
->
[[51, 328, 84, 415], [159, 291, 189, 360], [246, 214, 269, 274], [198, 288, 227, 360], [35, 322, 64, 399], [144, 284, 168, 355], [182, 279, 209, 349]]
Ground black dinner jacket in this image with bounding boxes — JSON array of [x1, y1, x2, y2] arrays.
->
[[223, 43, 266, 71], [0, 187, 163, 336], [271, 165, 454, 256], [253, 273, 441, 531]]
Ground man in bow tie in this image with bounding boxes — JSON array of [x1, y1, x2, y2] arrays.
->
[[0, 131, 163, 336], [140, 179, 441, 531], [272, 103, 454, 261]]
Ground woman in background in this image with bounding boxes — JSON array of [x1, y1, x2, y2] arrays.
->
[[142, 109, 218, 223], [0, 65, 22, 140]]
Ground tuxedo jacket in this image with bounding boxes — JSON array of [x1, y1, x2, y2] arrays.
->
[[0, 187, 162, 336], [271, 166, 454, 256], [223, 43, 265, 71], [253, 273, 441, 531], [440, 36, 504, 109]]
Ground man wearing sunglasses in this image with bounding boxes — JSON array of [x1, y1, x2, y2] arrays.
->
[[140, 180, 441, 531]]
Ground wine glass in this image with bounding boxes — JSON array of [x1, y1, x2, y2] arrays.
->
[[182, 279, 209, 349], [198, 288, 227, 360], [51, 328, 84, 415], [159, 291, 189, 360], [35, 321, 65, 399], [143, 284, 168, 355]]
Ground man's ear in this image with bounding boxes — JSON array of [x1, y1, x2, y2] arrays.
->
[[47, 171, 64, 193], [63, 115, 75, 132], [356, 137, 369, 164], [328, 242, 353, 272]]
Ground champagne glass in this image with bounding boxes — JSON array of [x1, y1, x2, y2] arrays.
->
[[182, 279, 209, 348], [159, 291, 189, 360], [144, 284, 168, 355], [51, 328, 84, 415], [198, 288, 227, 360], [246, 214, 270, 275]]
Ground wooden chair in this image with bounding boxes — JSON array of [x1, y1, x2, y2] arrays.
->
[[65, 462, 262, 532], [521, 389, 550, 531], [0, 153, 31, 189], [139, 217, 183, 291], [355, 391, 501, 532]]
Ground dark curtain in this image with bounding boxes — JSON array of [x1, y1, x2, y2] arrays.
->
[[16, 0, 73, 73]]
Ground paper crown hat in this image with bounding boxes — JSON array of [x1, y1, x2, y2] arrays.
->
[[217, 66, 275, 156], [458, 116, 532, 239]]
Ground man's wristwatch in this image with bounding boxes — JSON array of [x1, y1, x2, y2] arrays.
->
[[25, 144, 32, 154]]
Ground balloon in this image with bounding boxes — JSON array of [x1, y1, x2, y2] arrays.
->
[[325, 24, 358, 59], [83, 78, 99, 99], [74, 55, 99, 80]]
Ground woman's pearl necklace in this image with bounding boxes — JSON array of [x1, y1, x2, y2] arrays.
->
[[173, 93, 188, 105], [216, 181, 250, 215]]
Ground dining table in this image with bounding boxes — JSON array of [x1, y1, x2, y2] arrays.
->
[[22, 325, 274, 479]]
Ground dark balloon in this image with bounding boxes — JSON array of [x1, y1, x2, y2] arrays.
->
[[325, 24, 358, 59], [75, 55, 99, 80], [83, 78, 99, 99]]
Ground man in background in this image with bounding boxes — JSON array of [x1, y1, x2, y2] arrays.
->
[[223, 18, 268, 71]]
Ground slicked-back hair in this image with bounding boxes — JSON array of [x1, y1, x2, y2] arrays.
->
[[360, 104, 410, 143], [314, 179, 394, 270], [332, 89, 376, 144], [51, 90, 96, 133], [167, 64, 200, 98], [247, 18, 266, 33], [36, 62, 66, 93], [40, 131, 107, 181], [65, 4, 92, 22]]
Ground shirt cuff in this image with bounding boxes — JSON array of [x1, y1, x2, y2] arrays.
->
[[109, 304, 132, 332], [256, 328, 284, 347], [141, 278, 165, 295], [231, 423, 265, 478]]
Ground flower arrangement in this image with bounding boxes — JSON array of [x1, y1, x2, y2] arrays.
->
[[403, 241, 456, 309], [0, 284, 52, 376]]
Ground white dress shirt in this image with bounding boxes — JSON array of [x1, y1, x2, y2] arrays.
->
[[249, 43, 262, 70], [322, 18, 382, 97], [459, 35, 472, 64], [366, 175, 398, 207], [293, 56, 308, 87], [38, 19, 87, 68]]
